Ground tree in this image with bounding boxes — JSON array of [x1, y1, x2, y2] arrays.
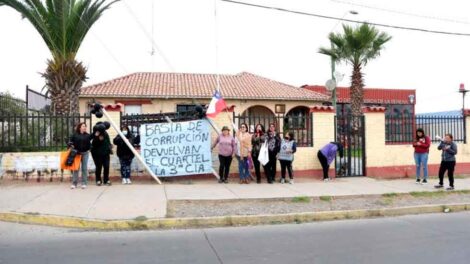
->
[[319, 23, 392, 116], [0, 0, 119, 114]]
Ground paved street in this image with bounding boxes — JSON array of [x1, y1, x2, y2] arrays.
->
[[1, 212, 469, 264], [2, 177, 469, 220]]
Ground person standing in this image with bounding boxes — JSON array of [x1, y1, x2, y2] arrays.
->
[[278, 132, 297, 184], [412, 128, 431, 184], [265, 123, 281, 184], [113, 126, 139, 185], [317, 142, 343, 181], [435, 134, 458, 190], [68, 122, 92, 189], [91, 123, 112, 186], [251, 124, 267, 184], [212, 126, 236, 183], [236, 123, 252, 184]]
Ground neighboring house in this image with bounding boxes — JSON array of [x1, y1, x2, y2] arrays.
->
[[302, 85, 416, 118], [80, 72, 329, 146]]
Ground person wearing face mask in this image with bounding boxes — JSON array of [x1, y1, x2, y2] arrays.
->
[[435, 134, 458, 190], [278, 132, 297, 184], [265, 123, 281, 184], [113, 126, 139, 184]]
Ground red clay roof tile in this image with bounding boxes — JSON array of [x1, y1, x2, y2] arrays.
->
[[81, 72, 329, 101]]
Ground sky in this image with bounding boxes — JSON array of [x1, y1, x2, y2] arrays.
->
[[1, 0, 470, 113]]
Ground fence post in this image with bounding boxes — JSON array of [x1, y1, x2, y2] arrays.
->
[[464, 109, 470, 144]]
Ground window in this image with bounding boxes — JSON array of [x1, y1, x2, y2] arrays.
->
[[124, 105, 142, 115], [176, 104, 205, 113]]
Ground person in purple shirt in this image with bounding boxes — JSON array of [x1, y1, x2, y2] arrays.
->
[[212, 126, 236, 183], [317, 142, 344, 181]]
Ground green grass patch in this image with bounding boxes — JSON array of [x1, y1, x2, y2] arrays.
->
[[319, 196, 332, 202], [134, 215, 148, 222], [24, 212, 40, 215], [455, 190, 470, 195], [409, 191, 447, 198], [382, 193, 398, 198], [379, 198, 394, 206], [291, 196, 311, 203]]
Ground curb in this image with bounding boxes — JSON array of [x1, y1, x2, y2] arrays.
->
[[1, 203, 469, 230]]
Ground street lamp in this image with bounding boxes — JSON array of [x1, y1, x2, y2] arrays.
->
[[459, 83, 468, 112], [328, 10, 358, 114]]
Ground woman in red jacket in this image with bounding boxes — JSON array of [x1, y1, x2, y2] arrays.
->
[[412, 128, 431, 184]]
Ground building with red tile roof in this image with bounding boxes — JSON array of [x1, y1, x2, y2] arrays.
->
[[81, 72, 328, 101]]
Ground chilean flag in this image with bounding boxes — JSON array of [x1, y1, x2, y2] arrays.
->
[[206, 90, 226, 118]]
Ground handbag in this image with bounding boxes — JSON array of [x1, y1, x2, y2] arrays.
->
[[60, 149, 82, 171], [258, 141, 269, 166]]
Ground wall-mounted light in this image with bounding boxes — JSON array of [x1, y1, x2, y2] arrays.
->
[[408, 94, 415, 104], [275, 104, 286, 114]]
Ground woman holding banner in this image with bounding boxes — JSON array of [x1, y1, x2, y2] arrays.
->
[[236, 123, 252, 184], [212, 126, 236, 183]]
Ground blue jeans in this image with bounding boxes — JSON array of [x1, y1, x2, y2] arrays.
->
[[119, 158, 133, 179], [414, 153, 428, 180], [237, 156, 249, 180], [72, 151, 89, 186]]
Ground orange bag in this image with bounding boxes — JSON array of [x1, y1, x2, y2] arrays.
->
[[60, 150, 82, 170]]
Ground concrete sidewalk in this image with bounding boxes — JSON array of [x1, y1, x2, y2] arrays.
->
[[0, 177, 469, 220]]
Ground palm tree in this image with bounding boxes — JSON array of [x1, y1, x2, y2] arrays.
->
[[319, 23, 392, 116], [0, 0, 119, 114]]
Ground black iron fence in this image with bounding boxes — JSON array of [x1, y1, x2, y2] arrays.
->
[[233, 114, 313, 147], [0, 113, 92, 152], [335, 115, 366, 177], [386, 115, 466, 144]]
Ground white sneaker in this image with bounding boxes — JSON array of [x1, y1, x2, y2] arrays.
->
[[280, 178, 285, 184], [289, 179, 294, 184], [323, 178, 330, 182], [122, 179, 127, 185], [70, 185, 77, 189], [81, 185, 87, 189], [126, 179, 132, 184]]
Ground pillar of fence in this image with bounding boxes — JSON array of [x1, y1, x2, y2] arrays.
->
[[363, 107, 389, 178], [464, 109, 470, 144], [298, 106, 335, 179]]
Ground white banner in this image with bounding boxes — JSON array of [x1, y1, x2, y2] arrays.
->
[[140, 120, 212, 177]]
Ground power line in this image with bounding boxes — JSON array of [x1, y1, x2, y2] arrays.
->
[[122, 0, 176, 72], [220, 0, 470, 37], [331, 0, 470, 25]]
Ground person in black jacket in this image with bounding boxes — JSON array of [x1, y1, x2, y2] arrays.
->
[[251, 124, 267, 184], [113, 126, 139, 184], [91, 122, 112, 186], [265, 123, 281, 184], [68, 122, 93, 189]]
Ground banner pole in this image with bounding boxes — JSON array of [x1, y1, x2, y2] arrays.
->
[[101, 108, 162, 185]]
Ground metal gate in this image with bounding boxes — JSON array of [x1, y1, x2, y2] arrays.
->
[[335, 115, 366, 177]]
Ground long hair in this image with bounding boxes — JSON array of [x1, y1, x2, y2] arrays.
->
[[415, 128, 426, 141], [75, 122, 87, 134], [331, 141, 344, 158], [255, 123, 265, 134]]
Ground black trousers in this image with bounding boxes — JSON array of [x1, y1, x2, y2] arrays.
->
[[280, 160, 294, 179], [92, 154, 110, 183], [317, 151, 329, 179], [265, 154, 278, 183], [218, 155, 233, 181], [438, 161, 456, 187], [252, 156, 268, 183]]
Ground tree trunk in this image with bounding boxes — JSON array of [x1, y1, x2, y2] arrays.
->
[[350, 64, 364, 116], [43, 59, 87, 115]]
